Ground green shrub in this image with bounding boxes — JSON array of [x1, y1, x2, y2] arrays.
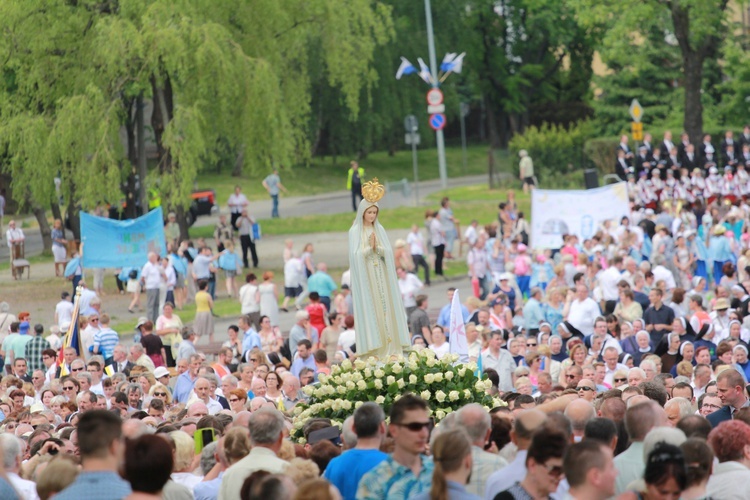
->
[[584, 137, 618, 174], [508, 121, 594, 185]]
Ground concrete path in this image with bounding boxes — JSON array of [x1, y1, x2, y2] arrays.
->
[[0, 174, 491, 261]]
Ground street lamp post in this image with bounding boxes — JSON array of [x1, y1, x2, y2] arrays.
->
[[424, 0, 448, 190]]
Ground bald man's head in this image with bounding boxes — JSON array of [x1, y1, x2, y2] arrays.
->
[[600, 397, 626, 422], [512, 409, 547, 449], [564, 399, 596, 432], [187, 402, 209, 418], [233, 411, 252, 428], [625, 401, 666, 442]]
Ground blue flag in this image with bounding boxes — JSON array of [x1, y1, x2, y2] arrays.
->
[[81, 207, 168, 268], [395, 57, 417, 80]]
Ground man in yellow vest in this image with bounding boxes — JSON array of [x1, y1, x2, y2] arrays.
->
[[346, 161, 365, 211]]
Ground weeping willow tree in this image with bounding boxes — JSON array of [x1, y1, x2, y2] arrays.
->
[[0, 0, 392, 244]]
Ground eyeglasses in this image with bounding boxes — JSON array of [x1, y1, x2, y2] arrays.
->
[[566, 374, 577, 379], [71, 367, 83, 372], [527, 343, 537, 347], [577, 386, 595, 392], [153, 392, 167, 397], [90, 318, 99, 322], [614, 378, 627, 383], [702, 403, 722, 410], [395, 421, 432, 432], [229, 398, 240, 403], [543, 463, 565, 477], [63, 386, 76, 391], [249, 358, 258, 362]]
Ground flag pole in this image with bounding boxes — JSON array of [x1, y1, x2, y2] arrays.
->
[[438, 70, 453, 84]]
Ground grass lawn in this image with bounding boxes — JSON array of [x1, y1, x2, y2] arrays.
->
[[191, 185, 531, 238], [197, 144, 508, 205], [0, 254, 53, 272]]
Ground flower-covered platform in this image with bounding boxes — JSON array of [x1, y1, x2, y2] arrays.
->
[[291, 349, 503, 442]]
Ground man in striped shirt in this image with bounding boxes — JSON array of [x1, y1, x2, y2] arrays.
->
[[93, 313, 119, 364]]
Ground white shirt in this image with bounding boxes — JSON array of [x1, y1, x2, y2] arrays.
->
[[407, 231, 425, 255], [398, 273, 423, 308], [567, 298, 601, 335], [164, 264, 176, 290], [283, 258, 304, 287], [227, 193, 248, 214], [430, 218, 445, 247], [141, 261, 164, 289], [6, 227, 24, 248], [79, 288, 97, 312], [464, 225, 478, 245], [81, 324, 99, 360], [46, 333, 62, 351], [8, 471, 39, 500], [55, 300, 74, 328], [338, 329, 355, 351], [239, 283, 260, 314], [598, 266, 623, 301], [652, 265, 677, 290]]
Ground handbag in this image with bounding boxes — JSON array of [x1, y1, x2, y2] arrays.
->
[[252, 223, 262, 241]]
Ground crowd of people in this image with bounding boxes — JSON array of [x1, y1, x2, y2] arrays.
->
[[4, 139, 750, 500], [616, 129, 750, 207]]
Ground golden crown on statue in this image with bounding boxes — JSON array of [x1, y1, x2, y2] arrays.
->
[[362, 178, 385, 203]]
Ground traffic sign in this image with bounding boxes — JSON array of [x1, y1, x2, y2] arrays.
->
[[429, 113, 446, 131], [629, 99, 643, 123], [427, 104, 445, 114], [426, 88, 444, 106], [404, 115, 418, 132], [631, 122, 643, 141], [405, 133, 421, 145]]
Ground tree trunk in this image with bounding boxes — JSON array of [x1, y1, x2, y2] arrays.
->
[[32, 205, 52, 255], [682, 54, 703, 144], [485, 96, 502, 150], [66, 201, 81, 242], [150, 74, 189, 241], [124, 97, 139, 220], [668, 0, 729, 143], [488, 147, 497, 189], [232, 149, 244, 177], [50, 198, 62, 223]]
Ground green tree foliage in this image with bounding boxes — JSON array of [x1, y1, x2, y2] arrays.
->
[[0, 0, 392, 240], [590, 21, 683, 137], [464, 0, 593, 148], [572, 0, 733, 143]]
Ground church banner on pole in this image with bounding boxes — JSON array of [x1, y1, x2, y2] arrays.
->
[[530, 182, 629, 249], [81, 207, 167, 268]]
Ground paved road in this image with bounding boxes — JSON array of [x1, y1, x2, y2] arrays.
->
[[1, 174, 494, 260]]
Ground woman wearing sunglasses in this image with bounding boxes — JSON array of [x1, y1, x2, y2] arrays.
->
[[149, 383, 173, 407], [60, 377, 80, 401], [227, 388, 248, 413]]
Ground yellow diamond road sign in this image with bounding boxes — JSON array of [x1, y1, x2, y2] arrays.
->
[[629, 99, 643, 123]]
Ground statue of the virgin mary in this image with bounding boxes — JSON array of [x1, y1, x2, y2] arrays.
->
[[348, 179, 411, 360]]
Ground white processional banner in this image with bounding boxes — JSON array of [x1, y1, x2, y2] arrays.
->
[[530, 182, 630, 249]]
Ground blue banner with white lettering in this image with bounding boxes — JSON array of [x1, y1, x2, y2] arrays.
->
[[81, 207, 167, 268]]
